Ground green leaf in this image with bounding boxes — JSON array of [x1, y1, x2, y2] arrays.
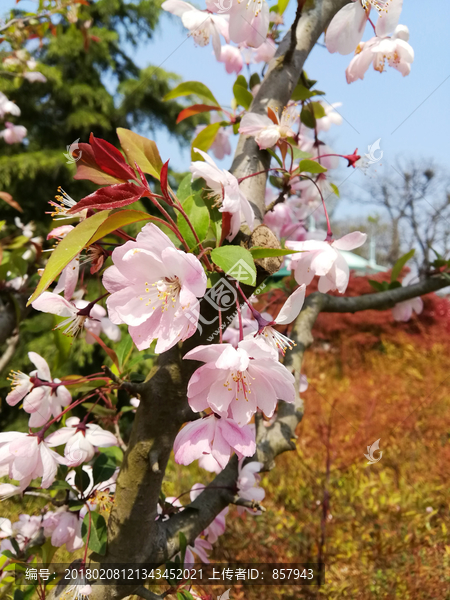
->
[[249, 72, 260, 89], [276, 0, 289, 14], [177, 173, 204, 202], [28, 210, 112, 304], [211, 246, 256, 285], [82, 402, 116, 417], [234, 74, 248, 89], [291, 84, 315, 102], [330, 183, 340, 197], [368, 280, 389, 292], [233, 82, 253, 110], [249, 247, 300, 259], [191, 123, 221, 161], [99, 446, 124, 460], [164, 81, 219, 106], [267, 148, 283, 168], [116, 334, 133, 370], [290, 146, 312, 161], [117, 128, 163, 180], [88, 209, 154, 245], [179, 531, 187, 567], [300, 102, 325, 129], [391, 249, 415, 282], [92, 451, 119, 486], [75, 466, 91, 493], [177, 195, 210, 249], [298, 159, 327, 174], [82, 512, 108, 555]]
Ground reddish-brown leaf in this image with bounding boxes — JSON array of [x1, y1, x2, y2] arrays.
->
[[89, 133, 136, 181], [267, 107, 279, 125], [70, 183, 147, 212], [176, 104, 222, 124], [0, 191, 23, 212], [74, 143, 126, 185], [160, 160, 171, 202]]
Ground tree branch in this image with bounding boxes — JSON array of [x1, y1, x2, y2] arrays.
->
[[317, 275, 449, 313], [230, 0, 351, 223]]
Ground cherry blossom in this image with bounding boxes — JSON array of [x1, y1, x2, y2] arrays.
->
[[103, 223, 207, 352], [74, 300, 121, 344], [228, 0, 270, 48], [286, 232, 367, 293], [0, 122, 27, 144], [174, 413, 256, 468], [326, 0, 403, 56], [24, 71, 47, 83], [184, 339, 295, 426], [46, 417, 118, 467], [253, 38, 276, 63], [161, 0, 229, 59], [185, 536, 212, 564], [49, 187, 87, 221], [6, 352, 71, 428], [239, 107, 297, 150], [250, 284, 306, 354], [0, 92, 21, 118], [190, 149, 254, 241], [218, 44, 243, 73], [0, 432, 65, 490], [236, 460, 265, 514], [392, 272, 424, 322], [346, 25, 414, 83], [32, 292, 119, 342], [43, 509, 83, 551]]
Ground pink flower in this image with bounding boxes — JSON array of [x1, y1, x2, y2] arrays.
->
[[286, 232, 367, 293], [218, 44, 243, 73], [161, 0, 229, 59], [228, 0, 270, 48], [190, 483, 228, 544], [46, 417, 118, 467], [184, 339, 295, 426], [48, 187, 87, 221], [190, 149, 254, 241], [174, 414, 256, 469], [392, 272, 423, 322], [346, 25, 413, 83], [43, 510, 83, 551], [325, 0, 403, 56], [74, 300, 121, 344], [0, 122, 27, 144], [0, 92, 20, 118], [253, 38, 276, 63], [32, 292, 119, 343], [237, 460, 265, 514], [251, 284, 306, 354], [239, 107, 296, 150], [185, 537, 212, 564], [6, 352, 71, 428], [103, 223, 207, 352], [0, 432, 65, 490]]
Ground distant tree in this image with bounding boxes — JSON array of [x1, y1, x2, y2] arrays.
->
[[0, 0, 194, 222], [359, 160, 450, 272]]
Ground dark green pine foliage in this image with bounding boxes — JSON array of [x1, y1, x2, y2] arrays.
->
[[0, 0, 193, 222]]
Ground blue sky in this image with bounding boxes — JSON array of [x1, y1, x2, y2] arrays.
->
[[128, 0, 450, 219], [4, 0, 450, 219]]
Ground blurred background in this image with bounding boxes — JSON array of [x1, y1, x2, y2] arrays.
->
[[1, 0, 450, 598]]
